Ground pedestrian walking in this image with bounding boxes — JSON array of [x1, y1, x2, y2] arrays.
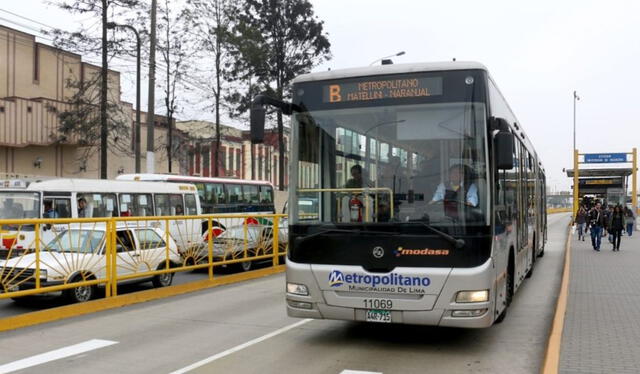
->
[[624, 207, 635, 237], [575, 206, 587, 241], [588, 202, 604, 251], [609, 205, 625, 251], [602, 205, 613, 243]]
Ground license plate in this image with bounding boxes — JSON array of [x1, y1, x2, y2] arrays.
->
[[365, 309, 391, 323]]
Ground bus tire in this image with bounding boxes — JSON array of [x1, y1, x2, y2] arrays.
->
[[506, 251, 515, 307], [495, 304, 507, 323], [63, 274, 95, 303], [526, 239, 536, 278]]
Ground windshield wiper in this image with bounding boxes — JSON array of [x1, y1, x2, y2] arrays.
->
[[294, 227, 397, 246], [405, 221, 466, 249]]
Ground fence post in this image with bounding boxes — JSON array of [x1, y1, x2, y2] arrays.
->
[[165, 218, 170, 271], [272, 215, 280, 267], [207, 217, 214, 280], [34, 223, 40, 289], [110, 219, 118, 297], [105, 220, 111, 298]]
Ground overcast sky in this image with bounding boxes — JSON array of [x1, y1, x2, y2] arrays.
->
[[2, 0, 640, 192]]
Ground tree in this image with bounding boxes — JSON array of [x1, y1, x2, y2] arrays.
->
[[185, 0, 234, 177], [230, 0, 331, 189], [53, 72, 133, 163], [47, 0, 142, 178], [158, 0, 192, 173]]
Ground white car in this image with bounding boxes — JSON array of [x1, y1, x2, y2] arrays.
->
[[0, 224, 182, 303], [180, 222, 288, 272]]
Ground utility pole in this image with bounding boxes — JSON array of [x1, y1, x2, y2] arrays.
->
[[100, 0, 108, 179], [146, 0, 158, 173]]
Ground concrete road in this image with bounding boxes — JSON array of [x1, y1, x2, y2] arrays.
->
[[0, 214, 569, 374]]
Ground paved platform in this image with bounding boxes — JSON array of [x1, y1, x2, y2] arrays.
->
[[559, 226, 640, 373]]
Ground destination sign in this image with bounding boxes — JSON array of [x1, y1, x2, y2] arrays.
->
[[579, 178, 622, 187], [323, 77, 443, 103], [583, 153, 627, 163]]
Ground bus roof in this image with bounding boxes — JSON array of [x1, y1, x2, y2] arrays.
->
[[24, 178, 197, 193], [293, 61, 488, 84], [117, 174, 275, 187]]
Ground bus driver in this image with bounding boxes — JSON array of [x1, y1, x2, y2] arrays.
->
[[430, 164, 478, 217]]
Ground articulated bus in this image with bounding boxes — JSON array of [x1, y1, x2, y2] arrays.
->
[[0, 179, 201, 258], [251, 61, 547, 327]]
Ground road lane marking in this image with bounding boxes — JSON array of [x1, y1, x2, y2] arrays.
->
[[170, 319, 312, 374], [341, 371, 383, 374], [0, 339, 118, 374]]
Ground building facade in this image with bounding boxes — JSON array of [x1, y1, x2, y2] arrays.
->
[[177, 120, 289, 190], [0, 24, 184, 180]]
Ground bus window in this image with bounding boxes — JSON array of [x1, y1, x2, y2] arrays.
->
[[119, 193, 153, 216], [227, 184, 244, 204], [154, 194, 171, 216], [244, 185, 260, 204], [53, 198, 71, 218], [169, 194, 184, 215], [80, 193, 118, 217], [153, 194, 184, 216], [259, 186, 274, 204], [199, 183, 214, 213], [194, 183, 206, 204], [208, 183, 225, 204], [184, 194, 198, 215]]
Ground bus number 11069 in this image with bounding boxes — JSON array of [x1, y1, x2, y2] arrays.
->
[[363, 299, 393, 310]]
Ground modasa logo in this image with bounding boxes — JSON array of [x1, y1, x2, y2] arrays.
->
[[328, 270, 430, 288], [394, 247, 450, 257]]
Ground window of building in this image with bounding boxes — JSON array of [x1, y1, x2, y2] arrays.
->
[[33, 44, 39, 82]]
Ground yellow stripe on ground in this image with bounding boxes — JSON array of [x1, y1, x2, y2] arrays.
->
[[541, 223, 573, 374], [548, 208, 572, 214], [0, 265, 285, 333]]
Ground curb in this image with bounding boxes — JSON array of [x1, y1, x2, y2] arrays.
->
[[541, 221, 573, 373], [0, 265, 285, 333]]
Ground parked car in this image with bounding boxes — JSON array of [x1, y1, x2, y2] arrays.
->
[[0, 224, 181, 303]]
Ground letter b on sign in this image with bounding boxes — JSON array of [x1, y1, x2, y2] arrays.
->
[[329, 85, 342, 102]]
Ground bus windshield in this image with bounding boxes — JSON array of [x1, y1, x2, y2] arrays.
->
[[292, 101, 489, 227], [0, 192, 40, 220]]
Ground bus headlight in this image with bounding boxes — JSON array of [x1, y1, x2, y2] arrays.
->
[[456, 290, 489, 303], [286, 283, 309, 296]]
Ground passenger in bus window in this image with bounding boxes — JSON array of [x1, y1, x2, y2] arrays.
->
[[77, 197, 87, 218], [345, 164, 365, 188], [175, 204, 183, 215], [43, 200, 58, 218], [430, 164, 478, 216]]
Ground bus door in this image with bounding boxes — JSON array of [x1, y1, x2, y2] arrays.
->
[[41, 192, 72, 249]]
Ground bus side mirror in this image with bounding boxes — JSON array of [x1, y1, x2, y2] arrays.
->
[[495, 131, 514, 170], [250, 105, 266, 144]]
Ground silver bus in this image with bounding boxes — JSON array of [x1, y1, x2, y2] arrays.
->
[[251, 61, 547, 328]]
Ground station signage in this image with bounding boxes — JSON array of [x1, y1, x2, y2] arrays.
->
[[578, 178, 623, 188], [583, 153, 627, 163], [323, 77, 443, 103]]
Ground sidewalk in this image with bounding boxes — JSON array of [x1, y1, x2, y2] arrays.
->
[[559, 228, 640, 374]]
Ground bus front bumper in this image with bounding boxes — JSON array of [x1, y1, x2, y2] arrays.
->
[[286, 259, 496, 328]]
